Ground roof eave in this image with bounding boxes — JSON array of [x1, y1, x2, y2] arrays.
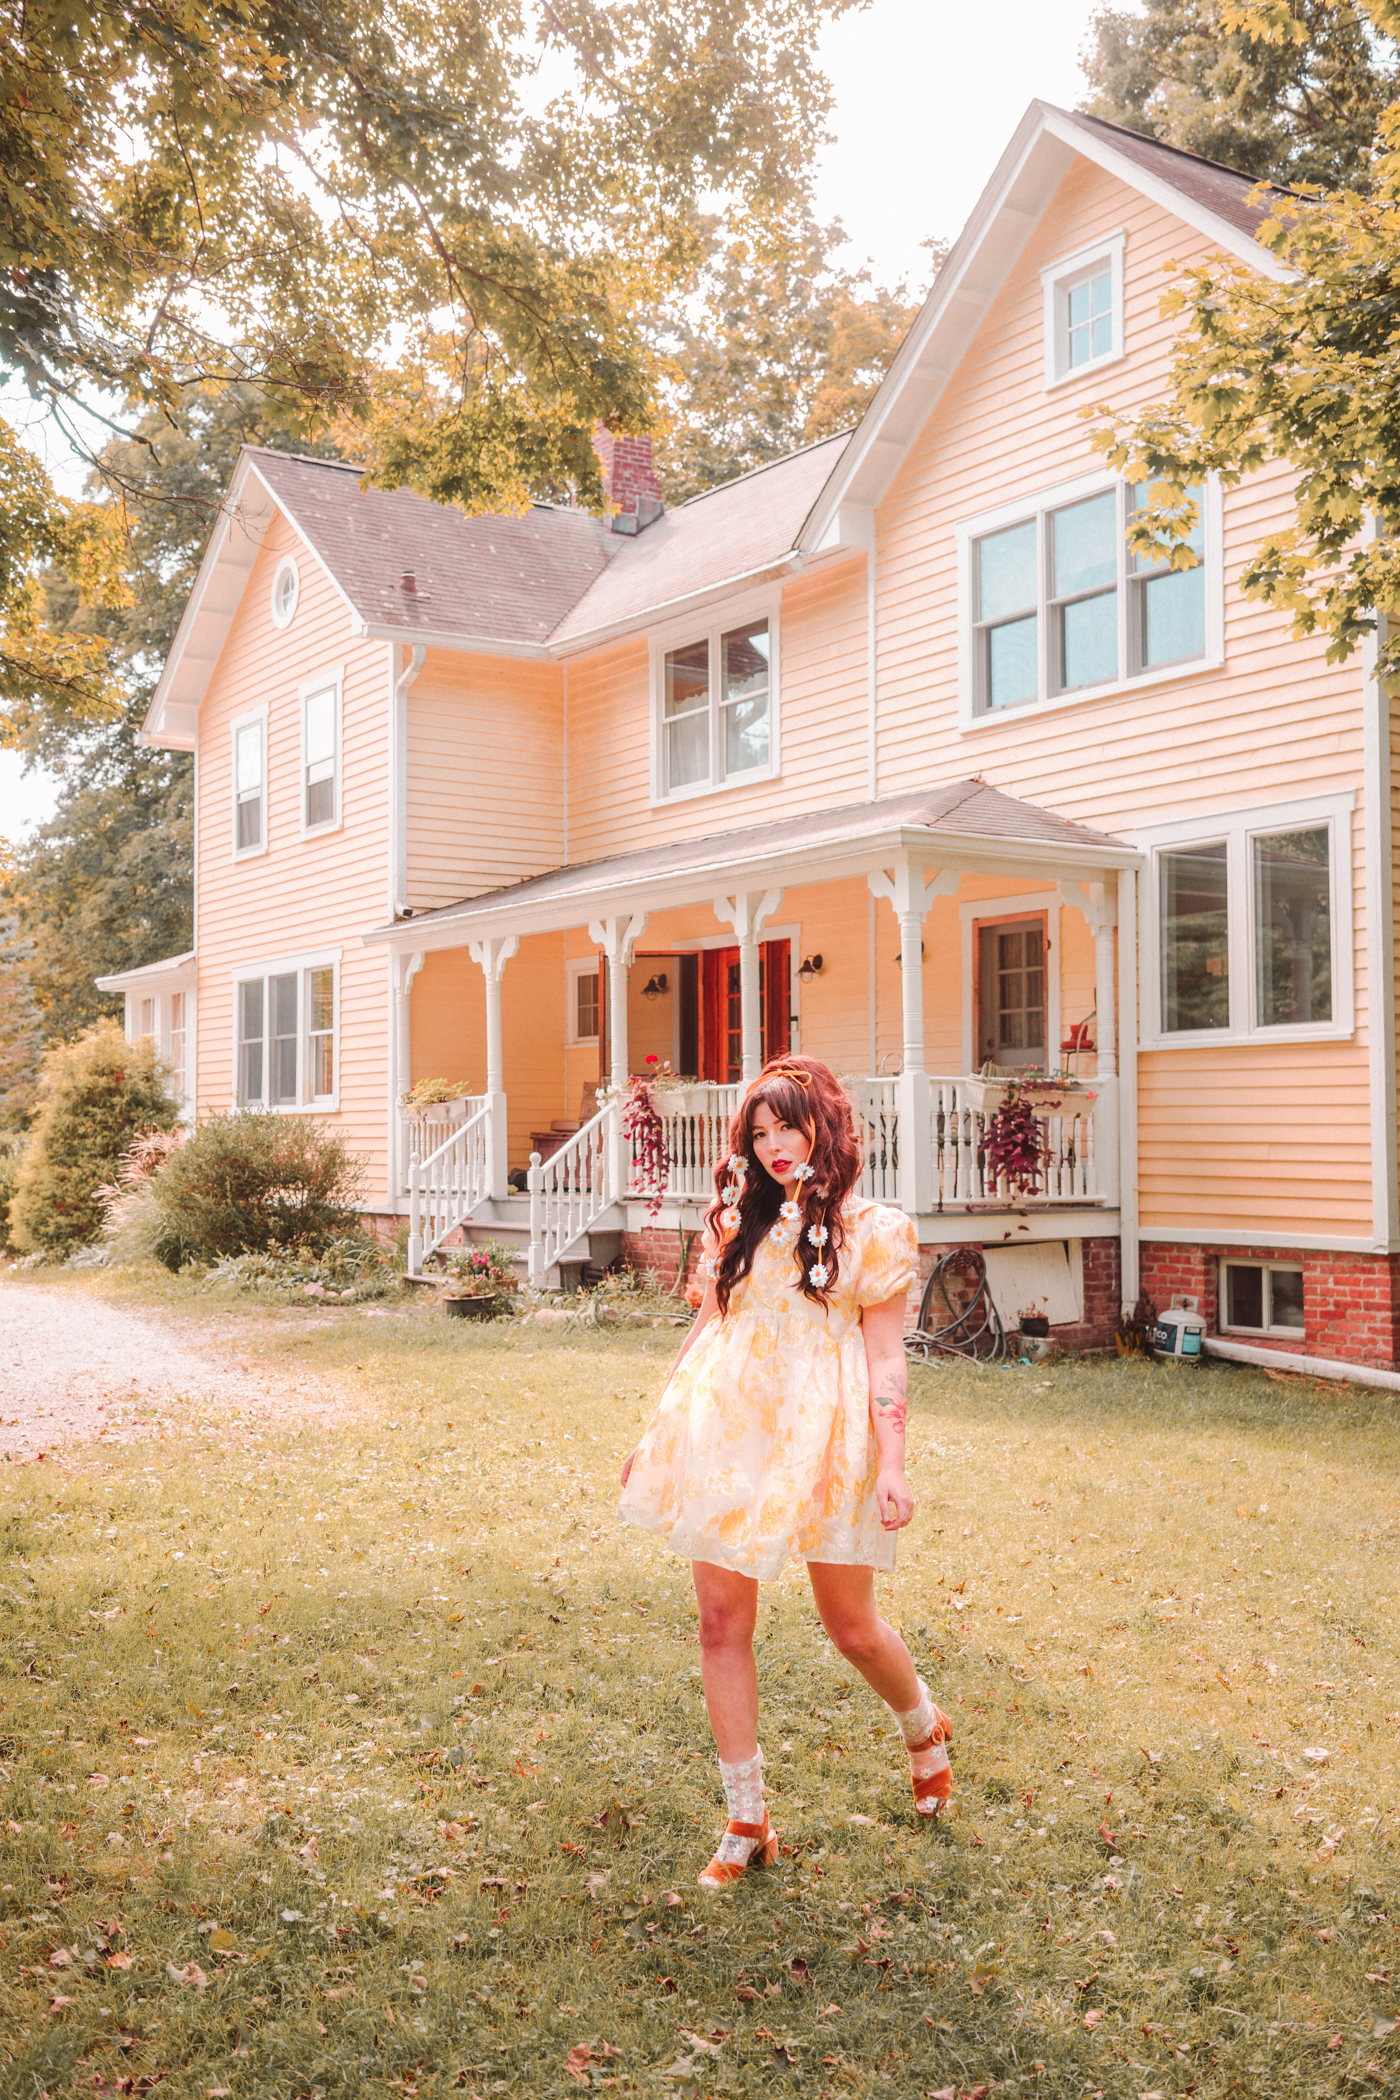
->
[[545, 549, 808, 657], [353, 620, 552, 660], [797, 99, 1293, 552], [360, 818, 1140, 954]]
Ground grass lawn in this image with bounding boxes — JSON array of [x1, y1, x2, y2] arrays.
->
[[2, 1267, 1399, 2100]]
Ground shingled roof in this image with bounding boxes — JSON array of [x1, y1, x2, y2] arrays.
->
[[363, 780, 1134, 945], [1062, 109, 1300, 241]]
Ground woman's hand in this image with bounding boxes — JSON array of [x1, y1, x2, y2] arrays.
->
[[620, 1447, 637, 1490], [876, 1466, 914, 1531]]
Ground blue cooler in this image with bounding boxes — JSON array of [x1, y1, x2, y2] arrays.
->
[[1153, 1298, 1206, 1361]]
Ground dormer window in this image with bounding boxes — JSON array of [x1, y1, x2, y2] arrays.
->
[[1041, 232, 1125, 388]]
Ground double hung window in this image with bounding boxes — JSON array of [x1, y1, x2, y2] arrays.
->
[[301, 678, 340, 834], [169, 991, 188, 1104], [566, 959, 600, 1046], [655, 610, 776, 800], [235, 959, 338, 1107], [1144, 796, 1352, 1045], [232, 713, 266, 855], [963, 473, 1216, 719]]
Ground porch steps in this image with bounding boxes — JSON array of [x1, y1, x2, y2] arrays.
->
[[458, 1193, 624, 1290]]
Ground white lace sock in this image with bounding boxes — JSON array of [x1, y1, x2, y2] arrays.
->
[[714, 1748, 766, 1866], [889, 1677, 952, 1812]]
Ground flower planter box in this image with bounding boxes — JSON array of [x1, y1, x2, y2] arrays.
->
[[959, 1077, 1096, 1117], [408, 1096, 469, 1125], [649, 1086, 720, 1117]]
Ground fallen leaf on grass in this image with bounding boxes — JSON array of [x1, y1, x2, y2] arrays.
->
[[208, 1930, 236, 1954], [105, 1951, 134, 1970], [585, 1871, 612, 1895], [1084, 2009, 1104, 2030], [787, 1957, 811, 1987], [819, 2002, 842, 2017], [1302, 1747, 1330, 1766], [1328, 2035, 1343, 2051], [734, 1984, 759, 2003], [1374, 2017, 1399, 2040], [1316, 1827, 1347, 1860], [48, 1994, 74, 2013], [48, 1949, 72, 1968], [167, 1962, 208, 1989]]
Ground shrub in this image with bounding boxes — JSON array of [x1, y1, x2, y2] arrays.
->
[[98, 1126, 190, 1268], [205, 1230, 399, 1302], [145, 1110, 365, 1265], [0, 1135, 23, 1251], [8, 1024, 181, 1257]]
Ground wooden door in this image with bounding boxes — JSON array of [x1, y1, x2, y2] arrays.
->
[[976, 917, 1046, 1070], [698, 941, 791, 1081]]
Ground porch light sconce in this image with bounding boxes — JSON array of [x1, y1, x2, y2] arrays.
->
[[641, 972, 669, 1001], [893, 941, 926, 967], [797, 954, 823, 981]]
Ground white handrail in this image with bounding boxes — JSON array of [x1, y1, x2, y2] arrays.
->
[[407, 1100, 491, 1273], [527, 1099, 615, 1284], [846, 1077, 900, 1202], [930, 1078, 1098, 1208]]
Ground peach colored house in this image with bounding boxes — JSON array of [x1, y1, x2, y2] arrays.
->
[[101, 102, 1400, 1376]]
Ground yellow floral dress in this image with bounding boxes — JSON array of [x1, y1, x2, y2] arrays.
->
[[617, 1199, 919, 1580]]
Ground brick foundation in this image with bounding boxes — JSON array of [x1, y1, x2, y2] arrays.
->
[[621, 1224, 706, 1295], [1140, 1241, 1400, 1372]]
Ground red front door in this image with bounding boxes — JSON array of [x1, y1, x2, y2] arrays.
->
[[697, 942, 790, 1081]]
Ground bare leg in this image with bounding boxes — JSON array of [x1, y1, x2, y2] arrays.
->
[[691, 1560, 760, 1762], [806, 1560, 920, 1709]]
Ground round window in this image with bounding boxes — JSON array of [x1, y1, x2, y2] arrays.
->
[[270, 556, 300, 629]]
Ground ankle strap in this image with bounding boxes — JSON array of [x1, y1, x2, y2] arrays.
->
[[725, 1817, 767, 1841]]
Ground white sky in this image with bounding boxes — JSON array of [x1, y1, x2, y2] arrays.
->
[[0, 0, 1097, 847]]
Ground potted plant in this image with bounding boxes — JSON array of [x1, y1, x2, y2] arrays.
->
[[401, 1077, 476, 1123], [962, 1067, 1097, 1116], [1017, 1301, 1050, 1339], [642, 1058, 706, 1117], [440, 1240, 520, 1319], [981, 1082, 1048, 1198], [1114, 1290, 1159, 1357]]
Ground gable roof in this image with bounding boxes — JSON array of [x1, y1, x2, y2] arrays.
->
[[798, 100, 1294, 550], [362, 778, 1136, 949], [144, 99, 1292, 750]]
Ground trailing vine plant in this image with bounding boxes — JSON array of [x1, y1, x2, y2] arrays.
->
[[982, 1081, 1046, 1198], [620, 1055, 672, 1218]]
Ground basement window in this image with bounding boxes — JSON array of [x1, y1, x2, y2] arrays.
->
[[1221, 1260, 1305, 1336]]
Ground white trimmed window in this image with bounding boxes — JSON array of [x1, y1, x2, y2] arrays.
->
[[957, 471, 1222, 724], [1221, 1259, 1305, 1336], [169, 991, 189, 1105], [1138, 793, 1355, 1047], [566, 958, 600, 1046], [1041, 232, 1125, 387], [233, 953, 339, 1109], [650, 601, 779, 802], [270, 555, 300, 629], [231, 708, 267, 857], [300, 673, 341, 835]]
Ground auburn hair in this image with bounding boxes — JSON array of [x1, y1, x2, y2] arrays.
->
[[707, 1055, 862, 1315]]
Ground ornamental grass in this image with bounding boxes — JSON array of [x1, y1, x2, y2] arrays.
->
[[1, 1272, 1397, 2099]]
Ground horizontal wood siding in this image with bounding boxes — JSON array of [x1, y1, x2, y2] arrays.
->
[[869, 155, 1371, 1241], [405, 653, 565, 911], [193, 515, 392, 1192], [410, 935, 567, 1169]]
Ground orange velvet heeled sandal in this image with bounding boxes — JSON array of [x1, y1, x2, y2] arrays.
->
[[697, 1813, 779, 1891], [907, 1708, 954, 1818]]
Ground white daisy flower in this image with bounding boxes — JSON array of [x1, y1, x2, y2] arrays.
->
[[778, 1200, 800, 1222], [720, 1207, 741, 1232], [793, 1161, 815, 1182], [721, 1182, 740, 1203], [806, 1224, 829, 1248], [808, 1261, 831, 1287]]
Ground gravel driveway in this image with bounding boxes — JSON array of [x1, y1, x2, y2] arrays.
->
[[0, 1283, 374, 1459]]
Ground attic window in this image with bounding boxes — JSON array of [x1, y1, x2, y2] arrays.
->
[[270, 556, 300, 629], [1041, 232, 1125, 388]]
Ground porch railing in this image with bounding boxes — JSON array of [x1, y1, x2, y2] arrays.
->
[[631, 1074, 1102, 1213], [406, 1096, 491, 1272], [528, 1099, 615, 1284]]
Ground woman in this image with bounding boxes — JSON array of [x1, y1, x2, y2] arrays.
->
[[618, 1054, 952, 1891]]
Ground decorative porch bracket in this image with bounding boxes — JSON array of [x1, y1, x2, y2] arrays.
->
[[868, 863, 960, 1215], [1058, 878, 1120, 1208], [588, 911, 649, 1202], [712, 888, 784, 1081], [468, 933, 519, 1201]]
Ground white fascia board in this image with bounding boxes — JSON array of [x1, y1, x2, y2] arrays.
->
[[140, 451, 273, 747], [95, 950, 196, 994], [244, 461, 362, 627], [353, 621, 550, 659], [797, 100, 1292, 551], [360, 821, 1140, 955], [1038, 107, 1295, 282]]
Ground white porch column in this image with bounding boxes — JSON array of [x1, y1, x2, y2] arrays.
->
[[1059, 880, 1120, 1208], [468, 934, 519, 1200], [713, 889, 783, 1081], [589, 911, 649, 1200], [868, 862, 959, 1215], [391, 948, 425, 1204]]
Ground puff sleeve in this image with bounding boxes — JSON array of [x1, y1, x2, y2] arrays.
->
[[854, 1205, 919, 1309]]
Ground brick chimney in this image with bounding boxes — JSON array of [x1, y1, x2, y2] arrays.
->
[[593, 425, 664, 535]]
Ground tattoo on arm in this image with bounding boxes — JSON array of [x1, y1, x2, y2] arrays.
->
[[871, 1368, 908, 1436]]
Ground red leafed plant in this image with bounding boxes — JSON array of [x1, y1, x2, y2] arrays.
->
[[982, 1082, 1044, 1197], [621, 1055, 672, 1217]]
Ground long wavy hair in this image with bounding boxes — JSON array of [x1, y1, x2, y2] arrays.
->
[[707, 1055, 862, 1315]]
